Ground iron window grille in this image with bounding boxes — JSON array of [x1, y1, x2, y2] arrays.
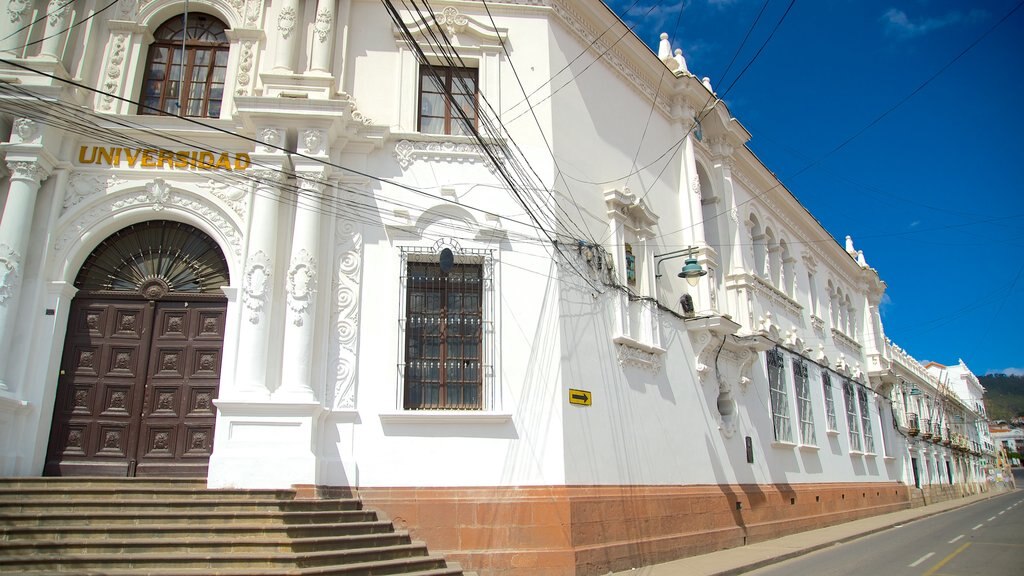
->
[[398, 241, 495, 410]]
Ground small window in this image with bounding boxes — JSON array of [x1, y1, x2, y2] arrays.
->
[[419, 65, 478, 135], [767, 349, 792, 443], [140, 14, 229, 118]]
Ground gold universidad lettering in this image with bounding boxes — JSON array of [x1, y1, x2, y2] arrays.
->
[[77, 146, 250, 171]]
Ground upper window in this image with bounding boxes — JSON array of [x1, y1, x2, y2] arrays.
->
[[822, 371, 838, 432], [858, 388, 875, 453], [140, 14, 229, 118], [419, 65, 478, 135]]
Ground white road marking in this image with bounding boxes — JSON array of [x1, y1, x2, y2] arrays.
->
[[988, 516, 997, 521], [999, 511, 1006, 515], [909, 552, 935, 567], [973, 524, 984, 530], [949, 535, 965, 544]]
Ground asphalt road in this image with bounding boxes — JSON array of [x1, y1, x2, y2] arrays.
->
[[748, 474, 1024, 576]]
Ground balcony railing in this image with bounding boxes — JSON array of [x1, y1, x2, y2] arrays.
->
[[906, 413, 920, 436], [921, 418, 933, 439]]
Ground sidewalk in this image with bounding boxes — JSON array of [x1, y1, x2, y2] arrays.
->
[[610, 488, 1014, 576]]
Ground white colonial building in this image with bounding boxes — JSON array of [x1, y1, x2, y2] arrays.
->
[[0, 1, 997, 574]]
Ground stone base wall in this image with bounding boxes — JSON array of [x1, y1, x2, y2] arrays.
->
[[356, 482, 910, 576]]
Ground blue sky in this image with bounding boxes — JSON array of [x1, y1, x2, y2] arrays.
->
[[603, 0, 1024, 376]]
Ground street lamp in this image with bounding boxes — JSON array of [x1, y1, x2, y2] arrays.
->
[[654, 247, 707, 286]]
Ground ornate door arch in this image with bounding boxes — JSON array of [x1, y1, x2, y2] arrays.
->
[[45, 221, 230, 477]]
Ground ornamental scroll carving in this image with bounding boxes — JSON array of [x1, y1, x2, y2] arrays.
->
[[7, 0, 29, 24], [614, 342, 662, 373], [314, 6, 332, 42], [394, 140, 506, 175], [0, 243, 21, 305], [100, 32, 128, 111], [436, 6, 468, 36], [287, 249, 316, 326], [330, 220, 362, 410], [243, 250, 271, 324], [278, 6, 296, 38]]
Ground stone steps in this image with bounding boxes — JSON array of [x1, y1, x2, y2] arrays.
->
[[0, 478, 464, 575]]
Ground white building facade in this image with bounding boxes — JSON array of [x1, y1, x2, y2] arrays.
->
[[0, 1, 997, 574]]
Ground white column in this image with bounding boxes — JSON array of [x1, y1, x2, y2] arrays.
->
[[0, 0, 32, 56], [276, 173, 324, 401], [233, 153, 289, 398], [0, 158, 51, 391], [37, 0, 72, 59], [309, 0, 335, 73], [273, 0, 301, 73]]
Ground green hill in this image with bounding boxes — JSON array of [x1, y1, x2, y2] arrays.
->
[[979, 374, 1024, 422]]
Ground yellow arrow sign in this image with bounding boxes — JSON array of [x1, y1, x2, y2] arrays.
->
[[569, 389, 592, 406]]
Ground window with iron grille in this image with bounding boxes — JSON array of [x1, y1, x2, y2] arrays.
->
[[419, 65, 478, 135], [767, 348, 792, 442], [844, 380, 862, 451], [793, 359, 816, 446], [858, 388, 875, 453], [140, 14, 229, 118], [399, 243, 494, 410], [822, 371, 838, 432]]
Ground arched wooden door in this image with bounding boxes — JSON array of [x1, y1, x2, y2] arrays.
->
[[45, 221, 230, 477]]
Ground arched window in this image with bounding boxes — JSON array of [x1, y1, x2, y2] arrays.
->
[[140, 14, 229, 118]]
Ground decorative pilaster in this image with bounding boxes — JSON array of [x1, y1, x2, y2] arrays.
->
[[273, 0, 300, 74], [232, 145, 289, 398], [0, 0, 31, 56], [37, 0, 72, 59], [309, 0, 335, 73], [277, 168, 326, 402], [0, 157, 52, 391]]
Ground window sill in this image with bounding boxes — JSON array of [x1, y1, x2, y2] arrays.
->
[[883, 456, 896, 461], [798, 444, 820, 452], [849, 450, 864, 456], [826, 429, 840, 436], [771, 440, 798, 449], [379, 411, 512, 425]]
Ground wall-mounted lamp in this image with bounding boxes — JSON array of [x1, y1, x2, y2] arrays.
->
[[654, 247, 707, 286]]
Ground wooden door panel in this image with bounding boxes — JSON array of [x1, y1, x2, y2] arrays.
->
[[47, 298, 224, 478], [135, 301, 225, 477]]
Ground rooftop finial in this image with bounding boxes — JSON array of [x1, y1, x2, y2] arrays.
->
[[674, 48, 688, 73], [845, 235, 855, 255], [658, 32, 671, 60]]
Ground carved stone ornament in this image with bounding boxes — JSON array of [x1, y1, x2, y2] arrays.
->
[[115, 0, 138, 20], [394, 140, 506, 175], [302, 129, 325, 155], [278, 5, 296, 39], [146, 178, 171, 211], [259, 128, 283, 153], [63, 173, 124, 214], [436, 5, 468, 36], [287, 249, 317, 325], [197, 178, 247, 219], [0, 243, 21, 305], [243, 250, 271, 324], [7, 160, 44, 183], [314, 6, 332, 42], [615, 342, 662, 373], [235, 40, 255, 96], [7, 0, 28, 23], [46, 0, 70, 25], [12, 118, 37, 143], [101, 33, 128, 111], [331, 220, 362, 410]]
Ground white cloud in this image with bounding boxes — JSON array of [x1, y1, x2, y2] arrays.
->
[[881, 8, 985, 38], [910, 220, 921, 228], [987, 367, 1024, 376]]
